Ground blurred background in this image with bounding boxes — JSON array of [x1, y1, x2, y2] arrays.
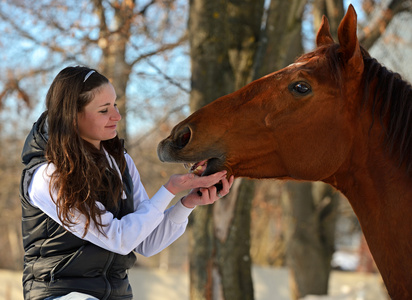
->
[[0, 0, 411, 299]]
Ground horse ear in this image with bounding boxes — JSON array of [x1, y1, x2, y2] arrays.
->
[[316, 16, 334, 47], [337, 4, 363, 73]]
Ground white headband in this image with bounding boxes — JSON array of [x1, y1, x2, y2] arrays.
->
[[83, 70, 95, 82]]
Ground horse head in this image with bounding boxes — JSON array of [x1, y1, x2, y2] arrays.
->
[[158, 5, 365, 182]]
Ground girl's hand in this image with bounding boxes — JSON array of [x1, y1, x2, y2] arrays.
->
[[164, 170, 228, 195], [180, 175, 235, 208]]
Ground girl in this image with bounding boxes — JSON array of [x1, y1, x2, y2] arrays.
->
[[20, 66, 234, 300]]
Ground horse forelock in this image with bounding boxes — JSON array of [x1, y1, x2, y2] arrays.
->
[[361, 54, 412, 176], [296, 44, 343, 87]]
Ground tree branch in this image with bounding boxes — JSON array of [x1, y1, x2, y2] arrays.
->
[[145, 59, 190, 94], [128, 31, 188, 66], [359, 0, 412, 50], [128, 103, 186, 149]]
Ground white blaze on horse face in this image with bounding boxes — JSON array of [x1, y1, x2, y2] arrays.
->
[[260, 61, 309, 81], [287, 62, 307, 69]]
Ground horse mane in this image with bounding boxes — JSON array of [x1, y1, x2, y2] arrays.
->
[[361, 48, 412, 175], [297, 44, 412, 176]]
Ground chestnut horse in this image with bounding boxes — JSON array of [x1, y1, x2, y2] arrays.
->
[[157, 5, 412, 299]]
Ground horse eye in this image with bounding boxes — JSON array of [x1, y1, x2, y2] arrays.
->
[[289, 82, 312, 96]]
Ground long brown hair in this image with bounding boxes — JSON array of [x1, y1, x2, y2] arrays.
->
[[45, 66, 126, 235]]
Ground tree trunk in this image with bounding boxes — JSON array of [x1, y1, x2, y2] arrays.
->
[[282, 182, 339, 300], [188, 0, 234, 112], [95, 0, 134, 141], [189, 179, 255, 300], [254, 0, 306, 77], [256, 2, 342, 299], [188, 0, 264, 299], [313, 0, 344, 41]]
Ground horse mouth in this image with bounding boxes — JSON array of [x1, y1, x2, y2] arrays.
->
[[184, 160, 208, 176], [184, 159, 227, 193], [183, 157, 227, 177]]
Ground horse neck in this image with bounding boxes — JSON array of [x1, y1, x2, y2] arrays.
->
[[327, 114, 412, 299]]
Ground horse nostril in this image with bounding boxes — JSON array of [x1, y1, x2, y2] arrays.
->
[[176, 127, 191, 150]]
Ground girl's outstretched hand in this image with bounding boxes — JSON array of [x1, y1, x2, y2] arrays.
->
[[180, 174, 235, 208], [164, 170, 228, 195]]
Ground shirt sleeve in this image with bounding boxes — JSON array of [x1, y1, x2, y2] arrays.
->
[[28, 156, 193, 257], [124, 153, 194, 256]]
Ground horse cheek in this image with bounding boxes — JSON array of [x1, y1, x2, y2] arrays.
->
[[280, 119, 349, 180]]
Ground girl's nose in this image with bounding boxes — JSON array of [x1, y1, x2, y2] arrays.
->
[[111, 106, 122, 121]]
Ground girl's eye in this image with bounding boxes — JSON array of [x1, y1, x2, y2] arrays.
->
[[99, 103, 117, 113]]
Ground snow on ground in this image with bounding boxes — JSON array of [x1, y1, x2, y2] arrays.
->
[[0, 266, 388, 300]]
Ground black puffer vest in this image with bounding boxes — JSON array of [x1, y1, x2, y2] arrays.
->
[[20, 112, 137, 300]]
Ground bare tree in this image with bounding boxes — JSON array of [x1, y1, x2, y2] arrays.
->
[[0, 0, 189, 270], [0, 0, 188, 140], [359, 0, 412, 49]]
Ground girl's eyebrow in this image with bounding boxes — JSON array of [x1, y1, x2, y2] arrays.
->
[[98, 97, 117, 108], [98, 103, 111, 107]]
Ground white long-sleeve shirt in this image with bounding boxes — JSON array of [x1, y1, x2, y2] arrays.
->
[[28, 152, 193, 257]]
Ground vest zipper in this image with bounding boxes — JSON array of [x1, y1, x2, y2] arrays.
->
[[101, 252, 115, 300]]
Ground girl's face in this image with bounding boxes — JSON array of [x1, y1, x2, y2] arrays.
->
[[77, 83, 121, 149]]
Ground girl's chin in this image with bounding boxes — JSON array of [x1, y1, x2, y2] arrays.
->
[[104, 132, 118, 141]]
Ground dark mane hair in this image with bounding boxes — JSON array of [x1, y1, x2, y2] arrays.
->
[[360, 49, 412, 175]]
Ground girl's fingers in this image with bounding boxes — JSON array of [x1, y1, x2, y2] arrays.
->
[[191, 171, 227, 188], [217, 175, 234, 197], [187, 175, 236, 206]]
